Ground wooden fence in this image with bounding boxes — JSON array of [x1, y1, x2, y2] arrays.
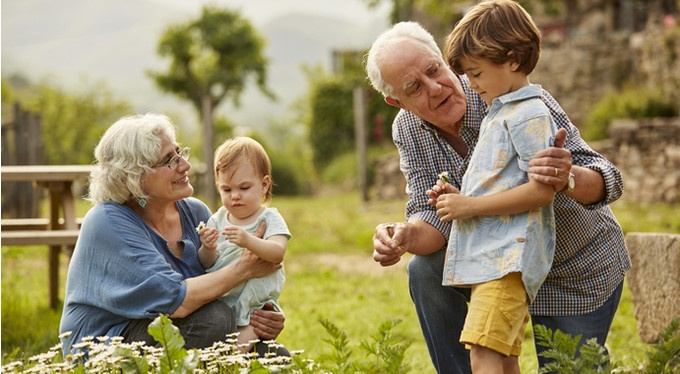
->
[[1, 103, 43, 218]]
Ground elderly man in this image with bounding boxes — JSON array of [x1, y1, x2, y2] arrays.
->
[[366, 21, 630, 373]]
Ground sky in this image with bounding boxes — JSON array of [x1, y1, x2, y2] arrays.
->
[[1, 0, 392, 129], [149, 0, 391, 25]]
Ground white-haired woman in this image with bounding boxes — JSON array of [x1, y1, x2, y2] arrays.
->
[[59, 113, 287, 358]]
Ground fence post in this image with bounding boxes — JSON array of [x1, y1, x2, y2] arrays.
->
[[1, 103, 43, 217]]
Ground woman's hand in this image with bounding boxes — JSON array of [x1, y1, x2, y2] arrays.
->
[[250, 302, 285, 339], [237, 249, 281, 279]]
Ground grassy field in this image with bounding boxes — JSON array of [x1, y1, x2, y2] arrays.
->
[[2, 191, 678, 372]]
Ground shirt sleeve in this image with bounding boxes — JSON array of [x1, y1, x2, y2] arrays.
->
[[262, 208, 291, 239], [507, 110, 558, 173], [541, 89, 624, 207], [393, 110, 452, 239]]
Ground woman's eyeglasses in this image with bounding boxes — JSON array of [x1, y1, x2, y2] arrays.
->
[[155, 147, 190, 170]]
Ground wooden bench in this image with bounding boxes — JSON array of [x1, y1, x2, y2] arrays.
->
[[2, 165, 93, 309], [1, 229, 80, 246], [1, 218, 83, 309], [1, 217, 83, 231]]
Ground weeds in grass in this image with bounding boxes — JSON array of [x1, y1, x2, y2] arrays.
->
[[534, 317, 680, 374]]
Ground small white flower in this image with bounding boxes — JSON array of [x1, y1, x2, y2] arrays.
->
[[196, 221, 206, 232], [438, 171, 450, 183]]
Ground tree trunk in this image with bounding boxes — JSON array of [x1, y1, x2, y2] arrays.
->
[[201, 95, 216, 209]]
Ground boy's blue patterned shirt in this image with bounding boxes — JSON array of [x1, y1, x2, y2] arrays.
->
[[442, 85, 556, 302]]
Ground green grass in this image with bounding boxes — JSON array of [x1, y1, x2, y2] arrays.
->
[[2, 192, 678, 372]]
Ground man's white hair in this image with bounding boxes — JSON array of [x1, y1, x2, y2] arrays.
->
[[365, 21, 443, 98]]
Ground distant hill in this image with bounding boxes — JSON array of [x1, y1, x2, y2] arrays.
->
[[1, 0, 388, 130]]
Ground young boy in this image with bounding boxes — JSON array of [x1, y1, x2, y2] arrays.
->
[[433, 1, 558, 372]]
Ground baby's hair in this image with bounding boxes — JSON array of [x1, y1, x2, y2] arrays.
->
[[213, 136, 273, 203], [444, 0, 541, 76]]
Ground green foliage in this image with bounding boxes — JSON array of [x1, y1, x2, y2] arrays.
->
[[534, 317, 680, 374], [611, 201, 680, 234], [303, 55, 398, 176], [149, 5, 272, 115], [2, 78, 131, 165], [299, 318, 412, 374], [2, 314, 413, 373], [1, 246, 67, 359], [358, 319, 412, 373], [534, 324, 615, 373], [645, 317, 680, 374], [320, 143, 398, 189], [3, 195, 678, 372], [318, 319, 354, 373], [148, 315, 199, 373], [583, 87, 677, 141], [308, 76, 357, 171]]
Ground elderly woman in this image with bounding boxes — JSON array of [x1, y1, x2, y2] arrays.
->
[[59, 113, 286, 357]]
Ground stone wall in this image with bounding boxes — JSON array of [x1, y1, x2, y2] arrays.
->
[[592, 117, 680, 204], [625, 232, 680, 343], [373, 154, 407, 201]]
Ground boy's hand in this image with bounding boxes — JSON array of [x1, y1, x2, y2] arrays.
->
[[427, 179, 460, 206], [435, 188, 475, 221]]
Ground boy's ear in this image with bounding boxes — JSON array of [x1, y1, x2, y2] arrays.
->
[[507, 51, 521, 72]]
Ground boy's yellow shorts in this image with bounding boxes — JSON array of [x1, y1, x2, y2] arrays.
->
[[460, 272, 530, 356]]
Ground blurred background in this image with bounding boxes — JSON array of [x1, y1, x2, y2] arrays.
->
[[2, 1, 679, 371], [3, 0, 679, 209]]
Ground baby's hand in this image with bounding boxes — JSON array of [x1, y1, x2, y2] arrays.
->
[[198, 226, 218, 251], [222, 226, 251, 248]]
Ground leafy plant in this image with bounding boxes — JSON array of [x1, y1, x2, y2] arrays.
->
[[318, 319, 354, 373], [534, 318, 680, 374], [358, 319, 412, 373], [583, 87, 676, 141], [645, 317, 680, 374], [317, 318, 412, 374], [1, 314, 414, 373], [534, 324, 616, 374]]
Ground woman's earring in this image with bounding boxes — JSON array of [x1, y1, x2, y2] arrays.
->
[[138, 198, 147, 208]]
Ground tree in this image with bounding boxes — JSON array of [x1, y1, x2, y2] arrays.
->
[[149, 6, 274, 205], [3, 77, 131, 165]]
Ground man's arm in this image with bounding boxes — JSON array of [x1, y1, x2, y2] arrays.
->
[[373, 219, 446, 267]]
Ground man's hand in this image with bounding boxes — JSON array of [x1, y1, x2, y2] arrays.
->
[[250, 302, 285, 339], [529, 128, 571, 191], [372, 222, 411, 267]]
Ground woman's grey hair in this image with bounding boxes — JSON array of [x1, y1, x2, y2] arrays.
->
[[88, 113, 177, 204], [365, 21, 443, 99]]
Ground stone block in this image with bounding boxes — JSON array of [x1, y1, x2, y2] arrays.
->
[[625, 232, 680, 343]]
